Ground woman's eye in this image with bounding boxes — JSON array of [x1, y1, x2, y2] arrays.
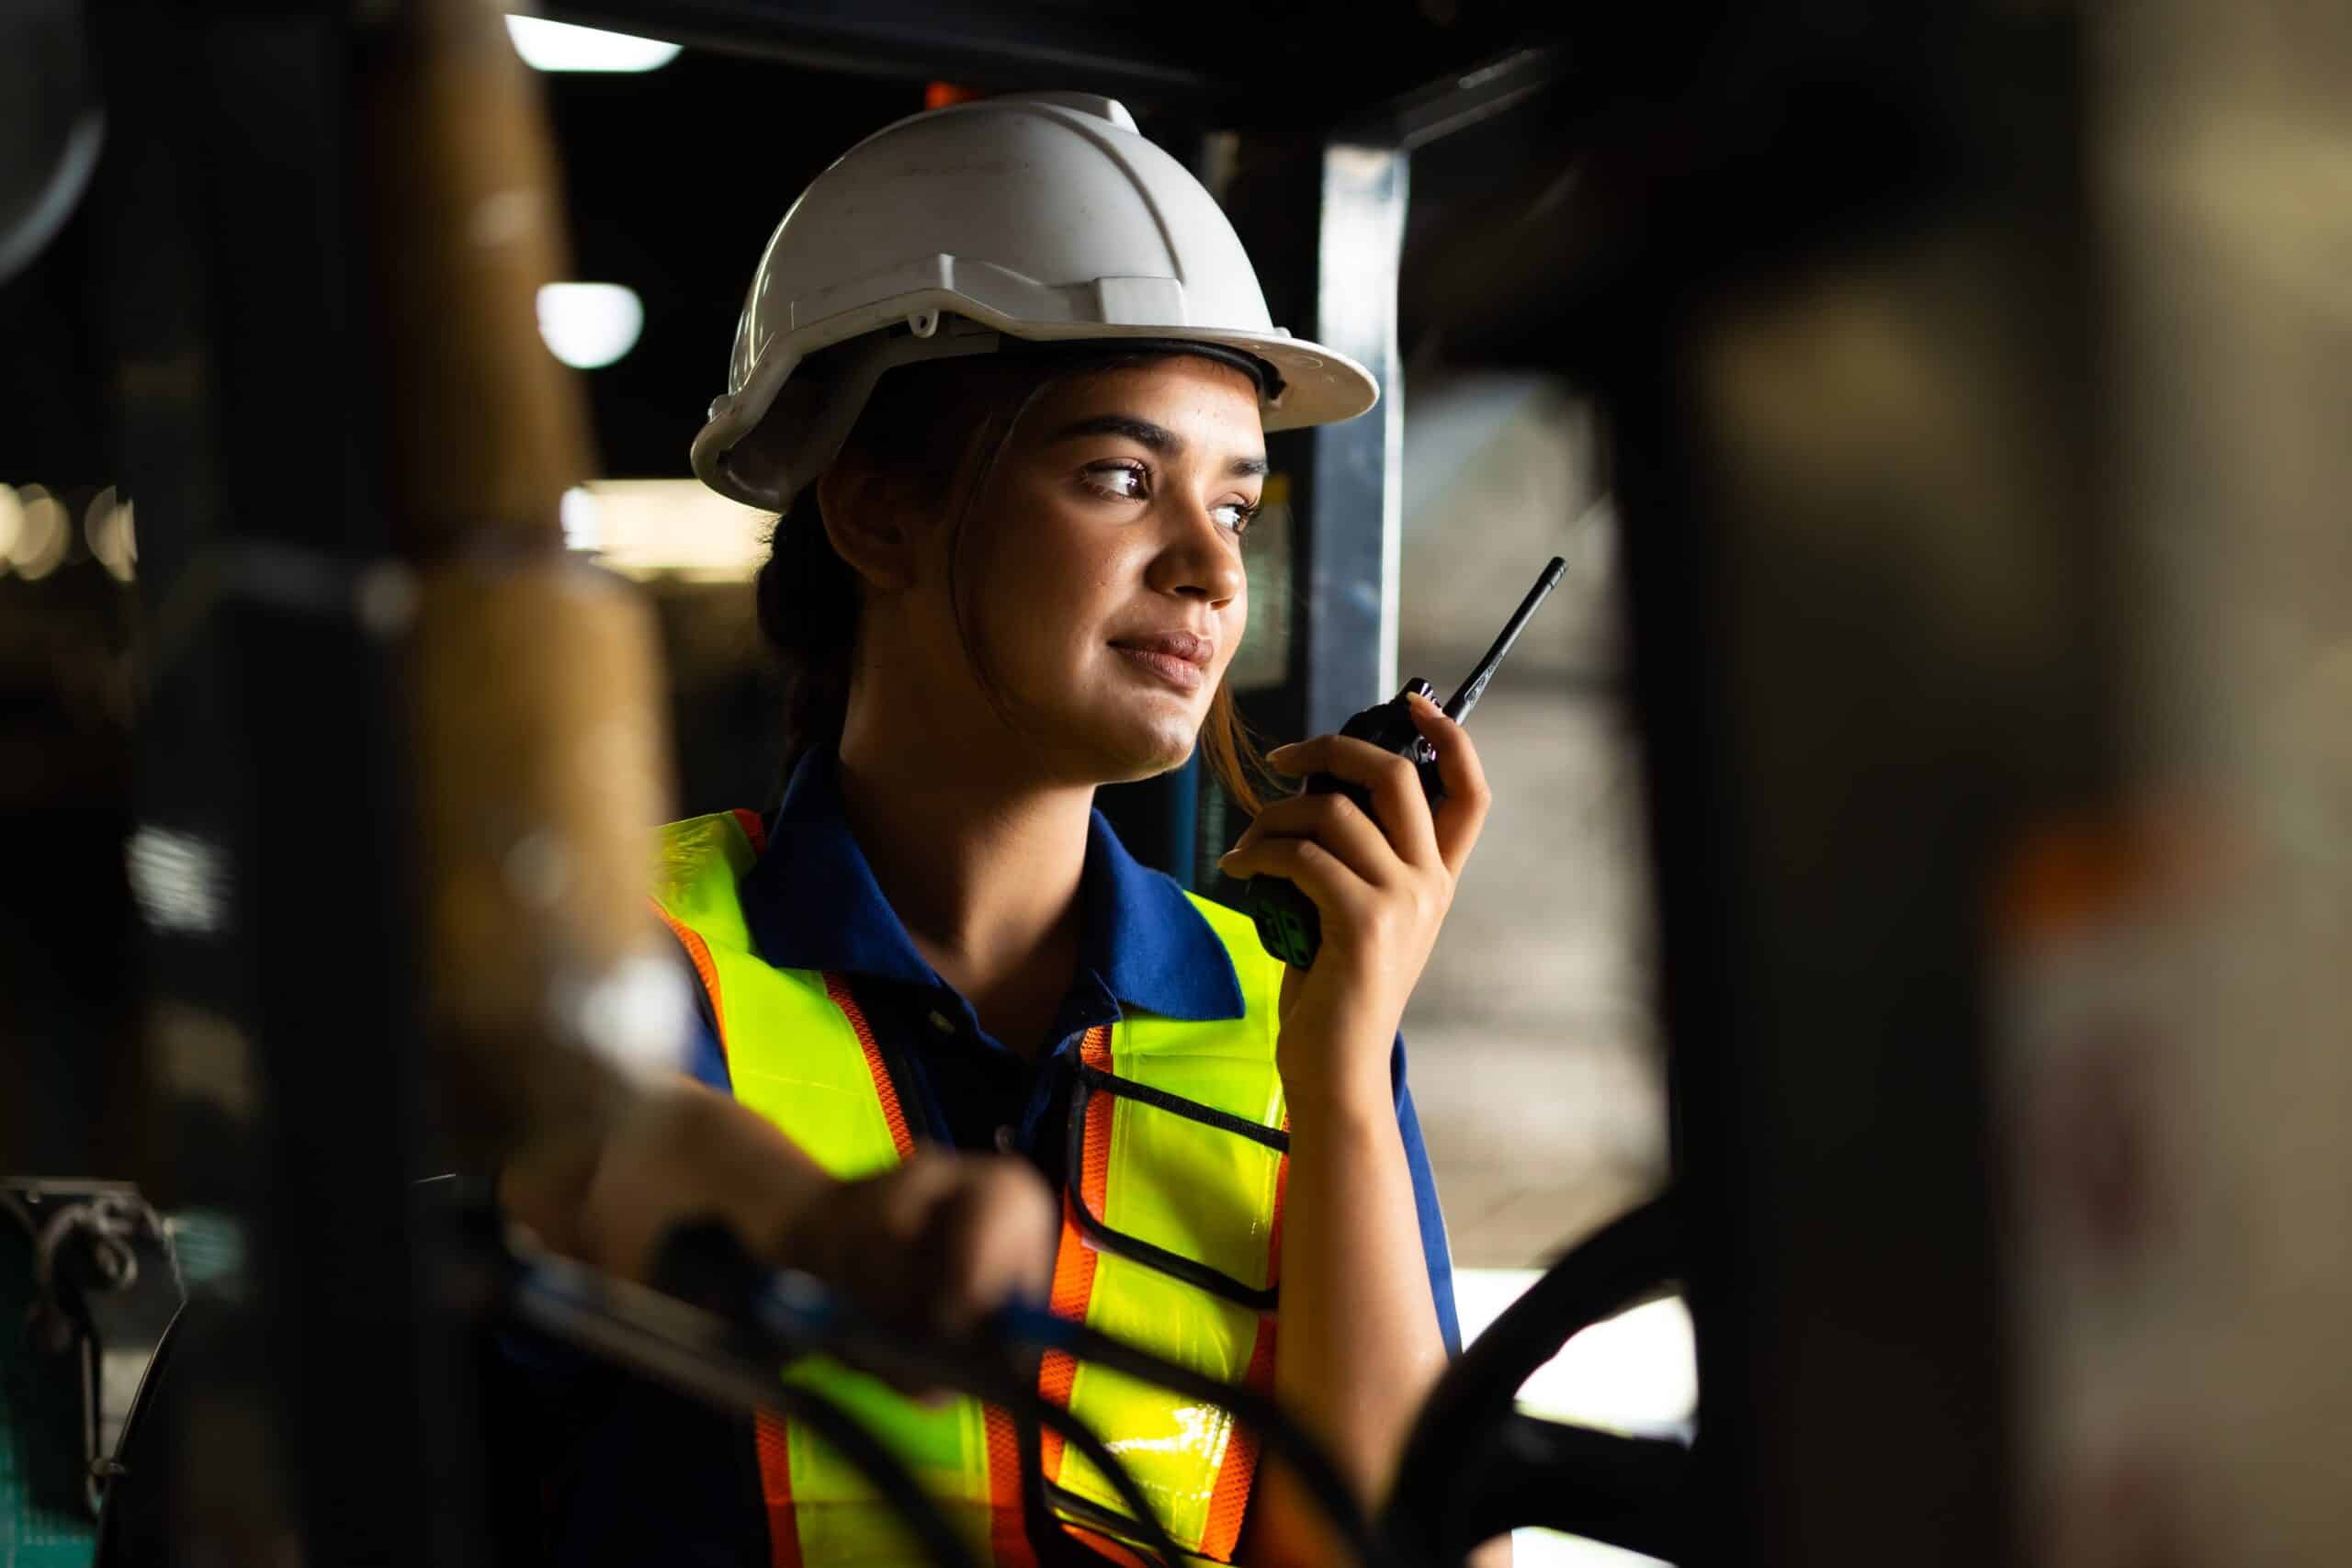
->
[[1213, 499, 1261, 535], [1085, 463, 1148, 501]]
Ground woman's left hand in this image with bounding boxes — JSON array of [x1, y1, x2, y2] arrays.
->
[[1216, 690, 1491, 1106]]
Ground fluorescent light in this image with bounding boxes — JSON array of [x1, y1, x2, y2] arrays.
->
[[127, 825, 232, 936], [581, 479, 771, 581], [85, 485, 136, 581], [6, 483, 71, 581], [559, 485, 605, 552], [536, 282, 643, 369], [504, 16, 680, 73]]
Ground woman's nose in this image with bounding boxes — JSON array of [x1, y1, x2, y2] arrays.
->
[[1148, 507, 1246, 606]]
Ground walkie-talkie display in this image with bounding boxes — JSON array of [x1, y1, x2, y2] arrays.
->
[[1246, 557, 1569, 969]]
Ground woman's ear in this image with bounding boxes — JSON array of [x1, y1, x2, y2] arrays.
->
[[814, 466, 921, 592]]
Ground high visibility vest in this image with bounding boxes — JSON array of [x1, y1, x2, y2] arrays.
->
[[650, 810, 1290, 1567]]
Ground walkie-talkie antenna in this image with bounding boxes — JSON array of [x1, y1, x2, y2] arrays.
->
[[1442, 557, 1568, 723]]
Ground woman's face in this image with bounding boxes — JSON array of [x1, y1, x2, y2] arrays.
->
[[944, 355, 1263, 784]]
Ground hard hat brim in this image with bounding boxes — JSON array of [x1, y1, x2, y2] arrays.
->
[[692, 305, 1379, 513]]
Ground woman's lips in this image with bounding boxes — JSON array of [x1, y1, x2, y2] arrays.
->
[[1111, 637, 1209, 692]]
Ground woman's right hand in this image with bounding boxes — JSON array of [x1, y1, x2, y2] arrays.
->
[[776, 1145, 1059, 1338], [504, 1078, 1057, 1344], [1218, 690, 1492, 1104]]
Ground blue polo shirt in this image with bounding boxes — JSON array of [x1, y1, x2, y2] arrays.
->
[[511, 749, 1461, 1565]]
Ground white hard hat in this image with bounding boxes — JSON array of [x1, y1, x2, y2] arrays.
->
[[690, 92, 1380, 511]]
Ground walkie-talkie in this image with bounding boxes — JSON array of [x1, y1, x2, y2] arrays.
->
[[1245, 557, 1569, 969]]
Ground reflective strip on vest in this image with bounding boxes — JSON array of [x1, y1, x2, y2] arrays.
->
[[650, 811, 1288, 1566]]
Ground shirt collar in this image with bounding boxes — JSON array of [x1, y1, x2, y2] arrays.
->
[[738, 749, 1245, 1023]]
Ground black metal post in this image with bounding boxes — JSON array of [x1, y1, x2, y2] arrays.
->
[[99, 4, 479, 1562], [1583, 11, 2109, 1564]]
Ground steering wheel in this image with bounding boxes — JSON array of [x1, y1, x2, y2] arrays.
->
[[1381, 1194, 1690, 1565]]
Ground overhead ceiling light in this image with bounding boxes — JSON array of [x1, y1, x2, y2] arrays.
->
[[86, 485, 137, 582], [559, 486, 604, 552], [536, 282, 644, 369], [127, 824, 232, 936], [7, 483, 71, 581], [504, 15, 681, 73], [0, 485, 22, 570]]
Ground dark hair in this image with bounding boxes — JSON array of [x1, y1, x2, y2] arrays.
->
[[752, 343, 1274, 813]]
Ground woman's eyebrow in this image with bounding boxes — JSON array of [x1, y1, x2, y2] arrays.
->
[[1047, 414, 1271, 478], [1049, 413, 1180, 452]]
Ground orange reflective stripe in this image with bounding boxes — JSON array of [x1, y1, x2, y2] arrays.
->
[[982, 1404, 1035, 1568], [651, 899, 730, 1063], [1058, 1525, 1152, 1568], [819, 973, 916, 1162], [1035, 1199, 1088, 1484], [753, 1410, 803, 1568], [1037, 1024, 1114, 1482]]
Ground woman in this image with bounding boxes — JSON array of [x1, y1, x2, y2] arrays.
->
[[510, 94, 1495, 1568]]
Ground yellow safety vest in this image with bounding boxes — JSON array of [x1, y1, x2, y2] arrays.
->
[[650, 810, 1290, 1567]]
